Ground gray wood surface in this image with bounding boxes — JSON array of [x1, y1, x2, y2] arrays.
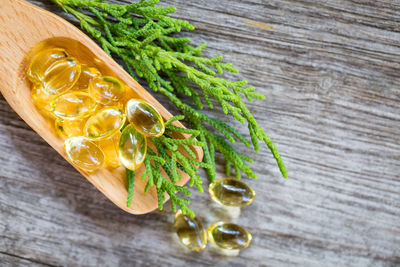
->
[[1, 0, 399, 266]]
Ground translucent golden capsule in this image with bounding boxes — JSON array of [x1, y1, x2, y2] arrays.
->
[[51, 92, 97, 120], [97, 131, 122, 168], [207, 222, 252, 250], [31, 84, 55, 117], [27, 48, 68, 84], [125, 99, 165, 137], [84, 107, 126, 140], [64, 136, 105, 172], [209, 178, 255, 207], [89, 76, 125, 105], [55, 118, 86, 138], [118, 125, 146, 170], [72, 64, 101, 91], [42, 57, 81, 95], [174, 210, 207, 252]]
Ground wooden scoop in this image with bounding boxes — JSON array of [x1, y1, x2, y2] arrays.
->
[[0, 0, 202, 214]]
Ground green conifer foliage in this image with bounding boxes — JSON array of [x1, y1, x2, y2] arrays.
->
[[52, 0, 287, 215]]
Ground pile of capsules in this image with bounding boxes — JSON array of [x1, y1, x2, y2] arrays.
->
[[27, 48, 254, 253], [27, 48, 165, 172], [174, 178, 255, 252]]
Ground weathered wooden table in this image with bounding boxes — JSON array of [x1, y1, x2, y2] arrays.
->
[[1, 0, 399, 266]]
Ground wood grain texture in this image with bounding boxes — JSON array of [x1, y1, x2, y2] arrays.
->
[[1, 0, 399, 266]]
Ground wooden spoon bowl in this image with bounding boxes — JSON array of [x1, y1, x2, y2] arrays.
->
[[0, 0, 202, 214]]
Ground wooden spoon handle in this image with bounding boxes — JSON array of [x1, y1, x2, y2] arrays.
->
[[0, 0, 60, 91]]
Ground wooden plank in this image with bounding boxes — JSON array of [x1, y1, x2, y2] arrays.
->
[[1, 0, 399, 266]]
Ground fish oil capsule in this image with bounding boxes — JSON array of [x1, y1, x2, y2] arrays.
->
[[84, 107, 126, 140], [43, 57, 81, 95], [118, 125, 146, 170], [98, 131, 122, 168], [174, 210, 207, 252], [89, 76, 125, 105], [51, 92, 97, 120], [55, 118, 86, 138], [72, 65, 101, 91], [125, 99, 165, 137], [209, 178, 255, 207], [207, 222, 252, 250], [31, 84, 55, 117], [64, 136, 104, 172], [27, 48, 68, 84]]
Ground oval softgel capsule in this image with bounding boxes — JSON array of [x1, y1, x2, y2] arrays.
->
[[207, 222, 252, 250], [65, 136, 105, 172], [118, 125, 146, 170], [27, 48, 68, 84], [209, 178, 255, 207], [174, 210, 207, 252], [84, 107, 126, 140], [51, 91, 97, 119], [125, 99, 165, 137], [89, 76, 125, 105], [43, 57, 81, 95], [72, 64, 101, 91]]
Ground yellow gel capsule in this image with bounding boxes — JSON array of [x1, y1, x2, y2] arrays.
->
[[174, 210, 207, 252], [31, 84, 55, 116], [51, 92, 97, 120], [27, 48, 68, 84], [64, 136, 104, 172], [73, 65, 101, 91], [89, 76, 125, 105], [84, 107, 126, 140], [118, 125, 146, 170], [207, 222, 252, 250], [125, 99, 165, 137], [55, 118, 86, 138], [94, 100, 124, 113], [98, 132, 122, 168], [209, 178, 255, 207], [43, 57, 81, 95]]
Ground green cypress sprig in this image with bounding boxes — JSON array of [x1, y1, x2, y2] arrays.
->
[[51, 0, 288, 215], [125, 115, 205, 215], [145, 116, 208, 216], [126, 168, 135, 207]]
